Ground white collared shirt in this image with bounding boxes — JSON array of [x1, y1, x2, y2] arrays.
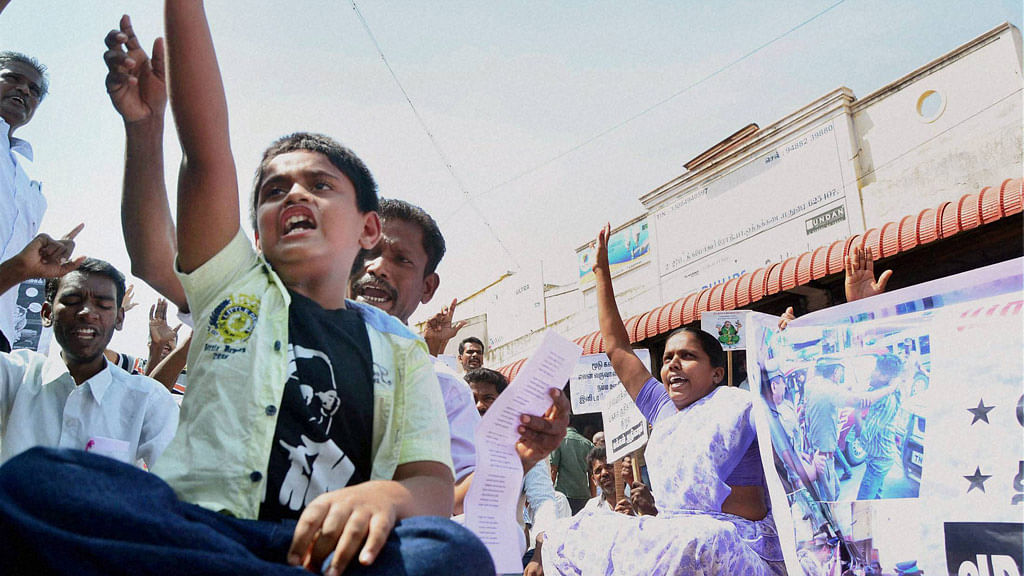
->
[[580, 494, 615, 514], [0, 349, 179, 467], [0, 118, 47, 344]]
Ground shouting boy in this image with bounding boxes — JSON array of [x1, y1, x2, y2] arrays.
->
[[0, 2, 491, 575]]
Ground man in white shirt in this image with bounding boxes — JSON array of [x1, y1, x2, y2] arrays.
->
[[0, 51, 49, 352], [579, 447, 633, 516], [0, 234, 179, 467]]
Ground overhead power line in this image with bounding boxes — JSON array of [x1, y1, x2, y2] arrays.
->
[[349, 0, 521, 270]]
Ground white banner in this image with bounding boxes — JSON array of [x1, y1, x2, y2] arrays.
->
[[570, 349, 651, 414], [748, 258, 1023, 576]]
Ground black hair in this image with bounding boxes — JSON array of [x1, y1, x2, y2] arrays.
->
[[250, 132, 378, 228], [665, 327, 725, 370], [586, 446, 607, 472], [44, 258, 126, 308], [0, 51, 48, 99], [459, 336, 484, 355], [464, 367, 508, 394], [378, 198, 446, 275]]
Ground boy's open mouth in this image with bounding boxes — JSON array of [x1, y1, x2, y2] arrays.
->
[[280, 206, 317, 237]]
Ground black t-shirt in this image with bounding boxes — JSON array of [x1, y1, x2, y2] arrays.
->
[[258, 291, 374, 521]]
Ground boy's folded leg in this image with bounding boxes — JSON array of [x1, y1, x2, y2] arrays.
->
[[0, 447, 303, 575], [322, 515, 494, 576]]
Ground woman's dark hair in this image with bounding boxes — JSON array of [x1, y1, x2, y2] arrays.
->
[[665, 327, 726, 369]]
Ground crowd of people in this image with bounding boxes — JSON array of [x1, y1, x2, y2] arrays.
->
[[0, 2, 913, 575]]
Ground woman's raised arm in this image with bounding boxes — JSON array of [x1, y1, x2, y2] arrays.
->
[[593, 224, 654, 400]]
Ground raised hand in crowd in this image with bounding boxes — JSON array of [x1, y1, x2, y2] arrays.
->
[[104, 14, 187, 310], [845, 246, 892, 303], [592, 223, 650, 400], [148, 332, 190, 392], [121, 283, 139, 314], [0, 224, 84, 294], [104, 15, 166, 125], [778, 306, 796, 330], [516, 388, 571, 471], [423, 297, 466, 356], [147, 297, 180, 371], [619, 455, 657, 515]]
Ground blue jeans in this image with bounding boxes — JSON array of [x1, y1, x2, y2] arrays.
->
[[856, 453, 894, 500], [0, 448, 493, 576]]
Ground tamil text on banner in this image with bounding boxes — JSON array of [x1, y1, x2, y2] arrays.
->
[[601, 385, 648, 464], [570, 349, 651, 414], [747, 258, 1023, 576]]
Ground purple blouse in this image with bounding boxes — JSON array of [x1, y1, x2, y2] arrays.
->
[[634, 377, 764, 487]]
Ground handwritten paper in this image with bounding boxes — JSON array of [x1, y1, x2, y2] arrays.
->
[[465, 330, 582, 573]]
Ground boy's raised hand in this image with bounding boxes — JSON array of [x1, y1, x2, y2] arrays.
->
[[104, 15, 166, 125]]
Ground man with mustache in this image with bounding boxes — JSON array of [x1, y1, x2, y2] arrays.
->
[[0, 48, 49, 352], [351, 198, 570, 516]]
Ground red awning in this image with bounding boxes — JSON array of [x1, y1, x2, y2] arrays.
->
[[499, 178, 1022, 380]]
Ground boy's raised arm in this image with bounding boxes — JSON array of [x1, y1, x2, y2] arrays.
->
[[164, 0, 239, 273]]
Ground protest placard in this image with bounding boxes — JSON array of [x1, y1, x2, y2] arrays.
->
[[748, 258, 1023, 576], [600, 385, 648, 463], [570, 349, 650, 414], [701, 310, 747, 350]]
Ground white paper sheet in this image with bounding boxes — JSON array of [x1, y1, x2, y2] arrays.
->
[[465, 330, 582, 574]]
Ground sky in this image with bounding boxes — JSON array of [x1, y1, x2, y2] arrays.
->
[[2, 0, 1021, 357]]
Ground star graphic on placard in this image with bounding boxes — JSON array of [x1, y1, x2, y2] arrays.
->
[[964, 467, 992, 493], [967, 399, 994, 425]]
